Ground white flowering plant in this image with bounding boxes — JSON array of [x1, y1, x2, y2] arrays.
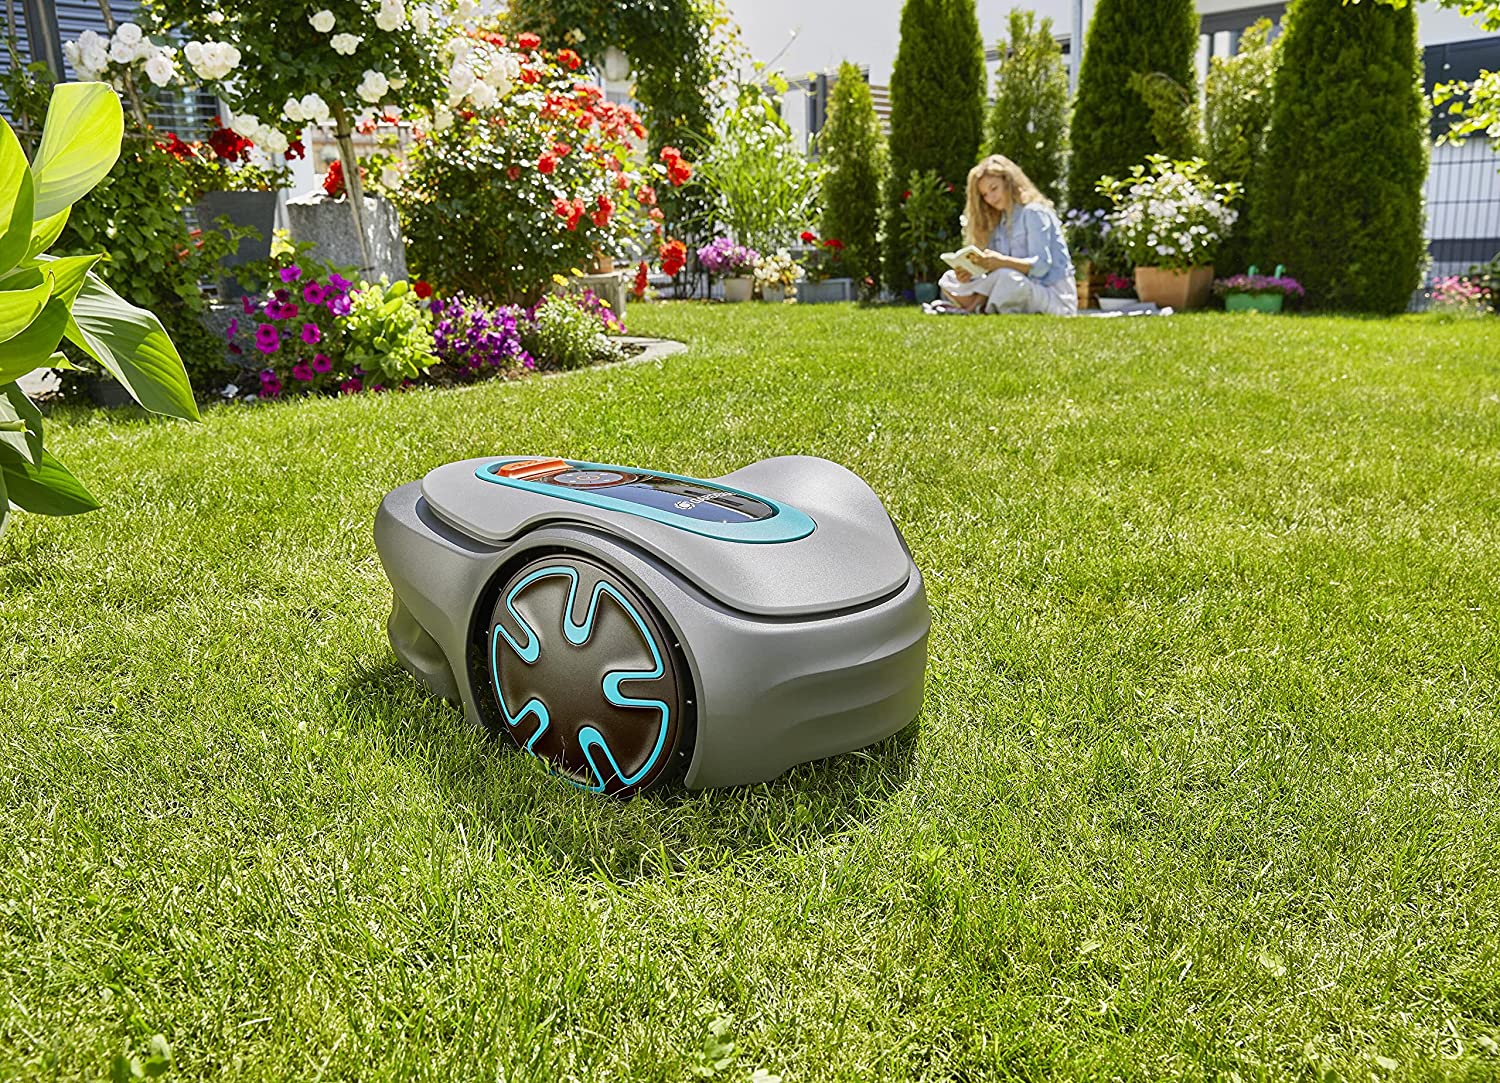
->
[[753, 248, 804, 292], [1097, 156, 1240, 272]]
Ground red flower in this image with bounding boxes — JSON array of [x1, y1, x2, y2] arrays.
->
[[565, 198, 586, 230], [323, 159, 346, 197], [648, 208, 664, 222], [207, 120, 253, 162], [824, 238, 845, 250], [615, 173, 630, 192], [592, 194, 613, 228], [636, 184, 657, 207], [576, 113, 592, 130], [285, 139, 306, 161], [520, 66, 539, 84], [902, 189, 912, 201], [552, 197, 572, 219], [154, 132, 195, 161], [413, 280, 433, 299], [551, 142, 571, 157], [517, 32, 540, 50], [634, 260, 649, 299], [659, 146, 692, 187], [537, 153, 557, 175], [507, 165, 521, 180], [799, 230, 817, 244], [557, 48, 581, 70], [659, 238, 687, 277]]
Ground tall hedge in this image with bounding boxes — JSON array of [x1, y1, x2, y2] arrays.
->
[[1204, 19, 1280, 274], [984, 9, 1069, 203], [1067, 0, 1198, 211], [1255, 0, 1428, 313], [820, 62, 887, 292], [882, 0, 985, 291]]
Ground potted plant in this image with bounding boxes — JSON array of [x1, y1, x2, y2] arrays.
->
[[696, 237, 759, 302], [1098, 156, 1239, 311], [901, 170, 953, 304], [1096, 273, 1139, 311], [795, 230, 854, 303], [1214, 265, 1304, 313], [754, 248, 803, 303], [1063, 207, 1117, 308]]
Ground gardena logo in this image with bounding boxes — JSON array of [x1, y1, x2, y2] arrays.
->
[[674, 491, 731, 510]]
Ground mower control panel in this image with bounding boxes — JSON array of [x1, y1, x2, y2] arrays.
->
[[475, 458, 814, 543]]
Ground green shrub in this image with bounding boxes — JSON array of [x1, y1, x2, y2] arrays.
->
[[520, 294, 620, 371], [818, 62, 886, 293], [1204, 19, 1280, 274], [343, 279, 436, 387], [692, 80, 821, 255], [984, 9, 1069, 204], [1067, 0, 1199, 211], [1255, 0, 1428, 313], [882, 0, 985, 292], [901, 170, 959, 284]]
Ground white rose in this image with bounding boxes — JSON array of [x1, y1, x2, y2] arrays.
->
[[447, 37, 472, 62], [310, 9, 335, 32], [228, 111, 261, 138], [81, 45, 108, 75], [375, 0, 405, 31], [456, 0, 478, 19], [299, 92, 330, 123], [206, 10, 224, 23], [108, 38, 134, 64], [143, 52, 176, 86], [330, 33, 362, 55], [184, 40, 203, 65], [283, 96, 305, 122], [356, 69, 390, 103], [261, 129, 289, 155], [114, 21, 143, 46], [387, 77, 405, 90], [431, 105, 454, 131], [410, 6, 431, 33], [468, 80, 497, 109]]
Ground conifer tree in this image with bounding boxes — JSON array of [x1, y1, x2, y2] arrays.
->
[[1067, 0, 1198, 211], [985, 9, 1069, 203], [881, 0, 985, 291], [819, 62, 887, 293], [1256, 0, 1427, 312]]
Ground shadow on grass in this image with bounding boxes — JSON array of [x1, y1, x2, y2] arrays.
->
[[340, 658, 921, 884]]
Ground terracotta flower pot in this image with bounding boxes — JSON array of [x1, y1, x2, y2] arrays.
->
[[1134, 265, 1215, 310]]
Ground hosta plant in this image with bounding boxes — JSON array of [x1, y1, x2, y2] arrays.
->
[[0, 82, 196, 539]]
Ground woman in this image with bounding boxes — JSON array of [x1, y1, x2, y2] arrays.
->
[[934, 155, 1077, 316]]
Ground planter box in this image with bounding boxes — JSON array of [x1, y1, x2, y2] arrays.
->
[[286, 191, 407, 282], [564, 271, 628, 322], [1075, 263, 1106, 309], [195, 190, 276, 300], [1135, 265, 1214, 310], [796, 277, 855, 304], [762, 285, 788, 304], [722, 276, 754, 303], [1224, 292, 1285, 314]]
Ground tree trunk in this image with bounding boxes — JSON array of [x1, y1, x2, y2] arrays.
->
[[331, 103, 376, 278]]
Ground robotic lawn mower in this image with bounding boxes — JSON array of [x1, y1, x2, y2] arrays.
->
[[374, 455, 929, 795]]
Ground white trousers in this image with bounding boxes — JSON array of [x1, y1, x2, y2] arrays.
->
[[940, 268, 1078, 316]]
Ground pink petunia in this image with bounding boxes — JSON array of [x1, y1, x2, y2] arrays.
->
[[291, 362, 314, 381], [311, 352, 332, 374], [279, 266, 302, 283], [254, 324, 281, 354], [303, 282, 327, 305], [301, 323, 321, 345]]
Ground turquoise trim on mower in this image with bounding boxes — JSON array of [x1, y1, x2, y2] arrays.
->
[[475, 459, 816, 543]]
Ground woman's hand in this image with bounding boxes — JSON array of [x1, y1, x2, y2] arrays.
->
[[976, 251, 1008, 273], [954, 268, 973, 284]]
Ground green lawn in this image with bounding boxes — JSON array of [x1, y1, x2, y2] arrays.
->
[[4, 306, 1500, 1081]]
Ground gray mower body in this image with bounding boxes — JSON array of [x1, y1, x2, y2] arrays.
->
[[373, 455, 929, 793]]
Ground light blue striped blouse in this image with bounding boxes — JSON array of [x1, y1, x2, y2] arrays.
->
[[988, 203, 1075, 289]]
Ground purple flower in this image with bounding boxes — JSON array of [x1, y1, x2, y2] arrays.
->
[[225, 318, 239, 340], [291, 362, 314, 381], [328, 272, 351, 294], [279, 266, 302, 283], [269, 302, 300, 321], [301, 323, 322, 345], [311, 352, 332, 374], [303, 282, 327, 305], [228, 343, 243, 356], [254, 324, 281, 354], [329, 295, 352, 317], [241, 296, 254, 315], [339, 377, 362, 394], [258, 369, 282, 398]]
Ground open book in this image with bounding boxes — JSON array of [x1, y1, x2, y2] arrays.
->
[[941, 245, 989, 277]]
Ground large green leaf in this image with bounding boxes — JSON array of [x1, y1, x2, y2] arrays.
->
[[0, 272, 52, 344], [35, 252, 101, 307], [0, 466, 8, 537], [27, 206, 70, 260], [0, 381, 43, 464], [0, 447, 100, 516], [65, 272, 199, 421], [0, 118, 34, 276], [30, 83, 123, 222], [0, 297, 69, 383]]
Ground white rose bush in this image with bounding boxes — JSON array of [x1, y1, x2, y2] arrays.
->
[[1097, 156, 1240, 272]]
